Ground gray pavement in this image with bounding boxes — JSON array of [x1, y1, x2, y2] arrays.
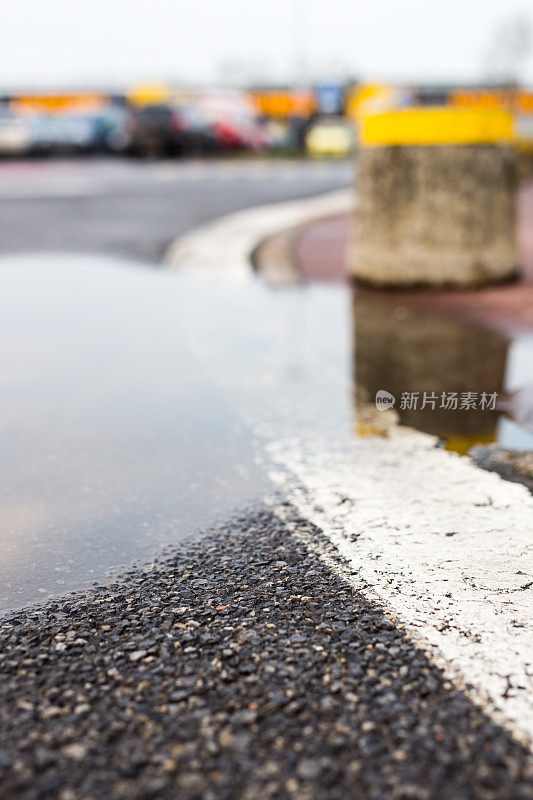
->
[[0, 158, 352, 262]]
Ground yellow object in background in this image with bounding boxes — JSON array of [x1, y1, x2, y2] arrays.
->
[[127, 83, 171, 107], [360, 108, 515, 147], [450, 89, 533, 114], [11, 94, 107, 114], [250, 90, 316, 119], [306, 118, 354, 158], [346, 83, 395, 121]]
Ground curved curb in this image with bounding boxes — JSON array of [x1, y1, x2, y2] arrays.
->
[[163, 188, 353, 284]]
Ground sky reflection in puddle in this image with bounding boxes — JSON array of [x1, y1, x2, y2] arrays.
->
[[0, 254, 531, 613]]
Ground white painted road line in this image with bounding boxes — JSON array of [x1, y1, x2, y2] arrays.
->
[[164, 187, 353, 283], [267, 429, 533, 745]]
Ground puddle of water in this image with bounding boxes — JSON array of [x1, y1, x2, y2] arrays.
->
[[499, 335, 533, 450], [0, 255, 351, 614], [352, 291, 533, 454], [0, 254, 530, 613]]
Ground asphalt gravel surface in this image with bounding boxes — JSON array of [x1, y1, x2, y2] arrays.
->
[[1, 507, 532, 800], [1, 157, 531, 799]]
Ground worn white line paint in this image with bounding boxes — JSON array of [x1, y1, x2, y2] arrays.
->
[[164, 187, 353, 283], [266, 429, 533, 745], [165, 189, 533, 746]]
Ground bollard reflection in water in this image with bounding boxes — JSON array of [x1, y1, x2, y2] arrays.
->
[[352, 291, 509, 454]]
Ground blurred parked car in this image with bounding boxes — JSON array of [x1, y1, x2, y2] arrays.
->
[[27, 115, 64, 155], [169, 106, 219, 155], [210, 116, 245, 150], [25, 106, 134, 157], [0, 111, 31, 156], [202, 113, 269, 151], [101, 107, 135, 153], [76, 107, 135, 154], [129, 105, 183, 157], [265, 119, 293, 151], [305, 116, 354, 158], [129, 104, 227, 157], [27, 114, 95, 155], [196, 91, 271, 152], [62, 115, 99, 153]]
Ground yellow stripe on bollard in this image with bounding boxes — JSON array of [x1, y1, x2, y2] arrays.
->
[[360, 108, 515, 147]]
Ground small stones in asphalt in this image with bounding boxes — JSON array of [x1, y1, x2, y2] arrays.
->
[[0, 506, 532, 800]]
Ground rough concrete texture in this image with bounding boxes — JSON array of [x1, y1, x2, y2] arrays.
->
[[349, 145, 519, 287], [290, 179, 533, 333]]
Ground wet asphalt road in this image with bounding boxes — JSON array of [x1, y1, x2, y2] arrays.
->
[[0, 158, 352, 262], [0, 158, 352, 613], [2, 507, 532, 800], [1, 158, 532, 798]]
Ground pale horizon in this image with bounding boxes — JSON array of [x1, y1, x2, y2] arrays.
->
[[2, 0, 533, 91]]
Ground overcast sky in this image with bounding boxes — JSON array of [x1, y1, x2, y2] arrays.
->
[[2, 0, 533, 90]]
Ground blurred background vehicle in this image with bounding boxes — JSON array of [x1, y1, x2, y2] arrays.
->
[[26, 115, 59, 156], [305, 116, 355, 158], [60, 114, 98, 153], [129, 104, 222, 157], [129, 104, 180, 157], [1, 82, 532, 161], [209, 112, 271, 151], [196, 91, 271, 152], [27, 113, 99, 155], [128, 94, 272, 157], [0, 110, 31, 156], [8, 101, 135, 158], [167, 105, 219, 155], [74, 107, 135, 154]]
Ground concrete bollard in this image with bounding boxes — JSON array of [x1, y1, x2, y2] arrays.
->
[[349, 109, 519, 287]]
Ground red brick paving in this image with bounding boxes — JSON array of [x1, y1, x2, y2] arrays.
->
[[295, 213, 349, 283]]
